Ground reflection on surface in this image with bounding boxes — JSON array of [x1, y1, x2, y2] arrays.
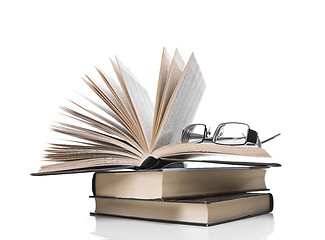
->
[[91, 213, 274, 240]]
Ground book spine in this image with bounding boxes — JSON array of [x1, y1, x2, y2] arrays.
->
[[268, 193, 274, 212], [92, 173, 97, 196]]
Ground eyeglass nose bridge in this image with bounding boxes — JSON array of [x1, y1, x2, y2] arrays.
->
[[205, 127, 212, 138]]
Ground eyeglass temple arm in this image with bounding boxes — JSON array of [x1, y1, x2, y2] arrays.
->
[[261, 133, 281, 144], [247, 130, 281, 146]]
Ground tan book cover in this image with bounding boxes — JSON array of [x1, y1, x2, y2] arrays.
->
[[91, 193, 273, 226]]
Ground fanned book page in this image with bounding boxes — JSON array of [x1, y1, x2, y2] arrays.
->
[[36, 48, 271, 174], [152, 53, 206, 150]]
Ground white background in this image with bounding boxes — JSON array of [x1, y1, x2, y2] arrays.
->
[[1, 0, 324, 239]]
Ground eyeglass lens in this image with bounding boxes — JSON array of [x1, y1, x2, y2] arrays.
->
[[213, 123, 249, 145], [182, 124, 206, 143]]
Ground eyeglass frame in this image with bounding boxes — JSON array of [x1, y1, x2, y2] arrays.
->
[[181, 122, 262, 147]]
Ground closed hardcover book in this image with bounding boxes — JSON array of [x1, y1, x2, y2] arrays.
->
[[91, 193, 273, 226], [92, 167, 268, 199]]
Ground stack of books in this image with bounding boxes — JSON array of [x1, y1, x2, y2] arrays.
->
[[90, 166, 274, 226], [33, 48, 279, 226]]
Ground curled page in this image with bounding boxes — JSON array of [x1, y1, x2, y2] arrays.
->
[[158, 49, 185, 120], [96, 67, 135, 123], [115, 58, 154, 146], [153, 53, 206, 150], [152, 48, 171, 139], [154, 49, 185, 137]]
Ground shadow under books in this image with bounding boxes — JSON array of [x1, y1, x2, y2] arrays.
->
[[91, 213, 274, 240]]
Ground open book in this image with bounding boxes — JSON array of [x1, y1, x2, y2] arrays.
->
[[38, 48, 270, 174]]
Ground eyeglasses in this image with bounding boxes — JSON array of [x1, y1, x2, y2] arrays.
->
[[181, 122, 280, 147]]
